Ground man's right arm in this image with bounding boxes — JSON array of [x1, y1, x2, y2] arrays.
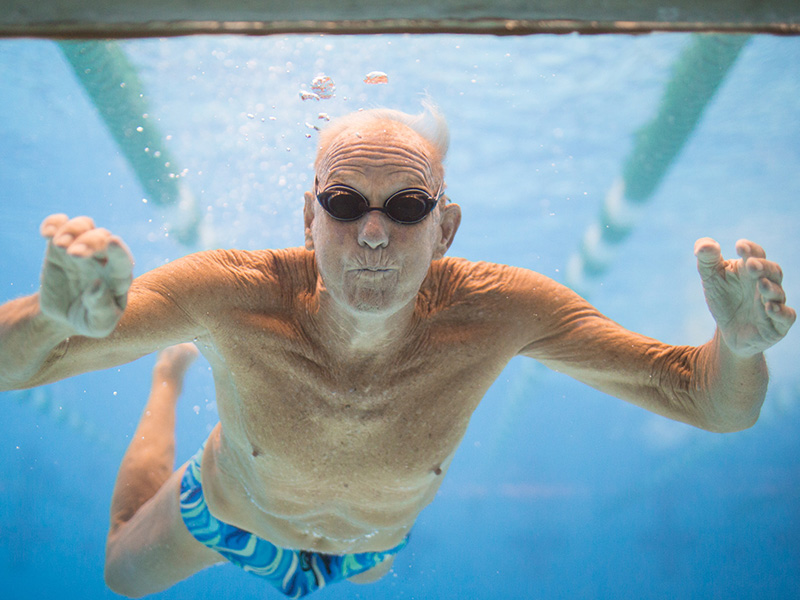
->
[[0, 214, 203, 391], [0, 293, 78, 390]]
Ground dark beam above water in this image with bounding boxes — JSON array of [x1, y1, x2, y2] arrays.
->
[[1, 0, 799, 38]]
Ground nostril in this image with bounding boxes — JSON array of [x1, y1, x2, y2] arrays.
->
[[359, 236, 389, 249], [358, 215, 390, 249]]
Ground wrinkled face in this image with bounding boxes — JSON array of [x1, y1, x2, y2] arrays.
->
[[305, 123, 455, 316]]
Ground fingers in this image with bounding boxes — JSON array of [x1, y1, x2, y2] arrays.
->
[[106, 239, 134, 278], [735, 239, 766, 260], [696, 237, 784, 285], [40, 214, 69, 239], [756, 266, 793, 335], [758, 277, 786, 305], [765, 301, 797, 334], [735, 238, 795, 333], [747, 257, 783, 287], [42, 213, 134, 293], [733, 238, 783, 288], [42, 215, 132, 263], [65, 227, 113, 258], [50, 216, 97, 248]]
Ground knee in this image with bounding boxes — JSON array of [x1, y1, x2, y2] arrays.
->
[[104, 564, 143, 598], [104, 543, 146, 598]]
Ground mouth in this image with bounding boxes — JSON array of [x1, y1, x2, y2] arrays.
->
[[348, 265, 397, 272], [348, 267, 398, 278]]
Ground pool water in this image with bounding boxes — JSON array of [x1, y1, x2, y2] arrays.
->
[[1, 33, 798, 599]]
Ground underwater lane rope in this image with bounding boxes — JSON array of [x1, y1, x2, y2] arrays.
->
[[15, 42, 207, 450], [57, 40, 203, 247], [483, 34, 752, 479], [565, 34, 751, 296]]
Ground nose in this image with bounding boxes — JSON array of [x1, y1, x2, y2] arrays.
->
[[357, 211, 390, 249]]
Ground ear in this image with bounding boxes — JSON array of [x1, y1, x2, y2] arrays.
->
[[432, 201, 461, 260], [303, 191, 316, 251]]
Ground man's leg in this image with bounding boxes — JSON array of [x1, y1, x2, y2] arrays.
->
[[104, 344, 223, 597]]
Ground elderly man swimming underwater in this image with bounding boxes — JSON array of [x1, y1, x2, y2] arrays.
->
[[0, 105, 795, 598]]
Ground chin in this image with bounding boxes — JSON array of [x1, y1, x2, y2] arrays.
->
[[349, 296, 399, 315], [345, 287, 407, 315]]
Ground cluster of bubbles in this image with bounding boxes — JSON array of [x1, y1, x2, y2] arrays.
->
[[299, 71, 388, 102], [299, 74, 335, 102], [303, 113, 331, 139]]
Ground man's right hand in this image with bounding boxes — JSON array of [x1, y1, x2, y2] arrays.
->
[[39, 214, 134, 338]]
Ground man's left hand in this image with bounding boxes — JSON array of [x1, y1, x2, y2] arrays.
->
[[695, 238, 795, 357]]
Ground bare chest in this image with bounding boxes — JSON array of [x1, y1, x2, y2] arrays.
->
[[201, 309, 512, 482]]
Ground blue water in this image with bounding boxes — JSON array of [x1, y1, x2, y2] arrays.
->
[[1, 33, 799, 599]]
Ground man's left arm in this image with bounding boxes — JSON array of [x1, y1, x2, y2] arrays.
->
[[513, 238, 794, 432]]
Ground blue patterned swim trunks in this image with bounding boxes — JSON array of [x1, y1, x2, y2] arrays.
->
[[179, 446, 409, 598]]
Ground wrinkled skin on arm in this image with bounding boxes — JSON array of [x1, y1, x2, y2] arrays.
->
[[512, 238, 793, 433], [0, 214, 228, 390]]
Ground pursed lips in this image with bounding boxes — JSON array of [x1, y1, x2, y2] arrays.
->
[[352, 267, 397, 273], [348, 266, 398, 276]]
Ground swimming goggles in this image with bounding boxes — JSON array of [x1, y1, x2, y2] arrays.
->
[[316, 180, 443, 224]]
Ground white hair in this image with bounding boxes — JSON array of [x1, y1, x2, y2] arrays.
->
[[314, 99, 450, 176]]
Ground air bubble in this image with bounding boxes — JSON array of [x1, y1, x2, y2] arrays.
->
[[299, 91, 320, 102], [364, 71, 388, 84], [311, 75, 335, 99]]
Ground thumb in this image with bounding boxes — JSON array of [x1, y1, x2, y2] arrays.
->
[[694, 237, 724, 279]]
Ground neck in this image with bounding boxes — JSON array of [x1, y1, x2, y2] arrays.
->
[[315, 286, 418, 358]]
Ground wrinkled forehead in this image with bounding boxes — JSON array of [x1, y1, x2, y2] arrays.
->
[[315, 122, 443, 189]]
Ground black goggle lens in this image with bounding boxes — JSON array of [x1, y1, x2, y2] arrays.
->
[[386, 190, 431, 222], [322, 188, 367, 220], [317, 186, 437, 224]]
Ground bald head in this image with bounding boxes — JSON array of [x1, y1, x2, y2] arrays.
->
[[314, 103, 449, 193]]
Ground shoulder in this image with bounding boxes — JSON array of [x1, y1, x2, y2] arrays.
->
[[424, 257, 565, 305], [183, 246, 314, 284], [132, 247, 316, 307], [421, 257, 591, 327], [423, 257, 609, 355]]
